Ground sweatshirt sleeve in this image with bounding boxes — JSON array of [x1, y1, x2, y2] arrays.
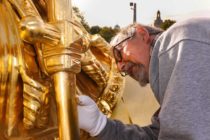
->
[[94, 108, 160, 140]]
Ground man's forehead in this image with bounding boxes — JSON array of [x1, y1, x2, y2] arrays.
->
[[111, 27, 135, 47], [111, 34, 128, 47]]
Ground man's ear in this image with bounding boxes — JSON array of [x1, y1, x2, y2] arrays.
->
[[136, 26, 150, 43]]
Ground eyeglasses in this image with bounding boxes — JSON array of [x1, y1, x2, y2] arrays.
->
[[112, 35, 133, 63], [112, 35, 134, 77]]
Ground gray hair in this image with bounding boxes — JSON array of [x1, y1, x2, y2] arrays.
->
[[110, 23, 163, 47]]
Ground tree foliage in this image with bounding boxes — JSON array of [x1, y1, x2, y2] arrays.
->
[[99, 27, 117, 42], [160, 19, 176, 30], [90, 26, 101, 34], [73, 7, 120, 42], [90, 25, 120, 42], [73, 7, 90, 32]]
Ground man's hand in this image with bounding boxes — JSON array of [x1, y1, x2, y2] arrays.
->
[[77, 95, 107, 136]]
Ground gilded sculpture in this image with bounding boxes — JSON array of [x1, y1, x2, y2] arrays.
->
[[0, 0, 124, 139]]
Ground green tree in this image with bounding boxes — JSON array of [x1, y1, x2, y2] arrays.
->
[[160, 19, 176, 30], [73, 7, 90, 32], [90, 26, 101, 34], [99, 27, 117, 42], [72, 7, 119, 42]]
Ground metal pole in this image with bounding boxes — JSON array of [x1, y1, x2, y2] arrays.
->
[[130, 2, 137, 23], [133, 3, 137, 23]]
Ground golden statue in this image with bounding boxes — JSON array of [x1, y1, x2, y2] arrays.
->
[[0, 0, 124, 139]]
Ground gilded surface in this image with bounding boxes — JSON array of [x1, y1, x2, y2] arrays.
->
[[0, 0, 124, 139]]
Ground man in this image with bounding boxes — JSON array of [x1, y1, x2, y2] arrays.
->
[[78, 17, 210, 140]]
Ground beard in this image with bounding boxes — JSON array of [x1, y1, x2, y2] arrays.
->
[[126, 62, 149, 87]]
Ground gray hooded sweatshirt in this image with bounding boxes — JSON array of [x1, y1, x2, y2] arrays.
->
[[95, 17, 210, 140]]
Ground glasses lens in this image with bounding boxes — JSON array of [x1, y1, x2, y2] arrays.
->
[[112, 35, 133, 63], [113, 47, 122, 62]]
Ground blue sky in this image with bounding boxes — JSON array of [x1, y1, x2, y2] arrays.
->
[[72, 0, 210, 27]]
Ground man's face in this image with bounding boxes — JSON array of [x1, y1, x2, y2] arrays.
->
[[112, 31, 150, 86]]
